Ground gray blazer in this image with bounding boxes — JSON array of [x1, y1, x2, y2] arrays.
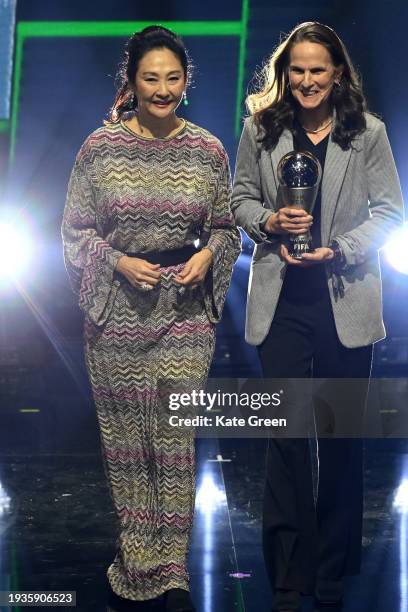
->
[[231, 113, 404, 348]]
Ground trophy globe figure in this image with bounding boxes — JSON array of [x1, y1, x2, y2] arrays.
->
[[277, 151, 322, 259]]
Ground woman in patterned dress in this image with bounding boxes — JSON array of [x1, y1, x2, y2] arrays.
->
[[62, 26, 240, 611]]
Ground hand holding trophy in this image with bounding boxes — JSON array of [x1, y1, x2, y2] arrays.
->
[[277, 151, 322, 259]]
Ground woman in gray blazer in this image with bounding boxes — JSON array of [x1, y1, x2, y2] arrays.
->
[[232, 22, 404, 612]]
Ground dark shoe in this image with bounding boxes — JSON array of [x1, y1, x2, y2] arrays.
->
[[315, 577, 344, 611], [107, 585, 164, 610], [272, 588, 302, 611], [165, 589, 195, 612]]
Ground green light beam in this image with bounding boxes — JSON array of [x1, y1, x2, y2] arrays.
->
[[10, 16, 248, 161], [235, 0, 249, 137]]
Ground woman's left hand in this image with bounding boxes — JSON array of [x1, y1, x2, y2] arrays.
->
[[280, 244, 334, 266], [175, 248, 213, 289]]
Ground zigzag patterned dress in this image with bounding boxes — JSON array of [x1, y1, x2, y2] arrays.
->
[[62, 119, 241, 600]]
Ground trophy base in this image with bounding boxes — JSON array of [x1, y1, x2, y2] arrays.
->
[[289, 235, 314, 259]]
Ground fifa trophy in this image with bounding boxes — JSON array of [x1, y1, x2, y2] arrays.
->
[[277, 151, 322, 259]]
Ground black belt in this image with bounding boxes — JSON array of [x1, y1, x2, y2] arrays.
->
[[126, 244, 199, 267]]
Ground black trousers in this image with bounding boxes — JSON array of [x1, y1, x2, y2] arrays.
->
[[258, 285, 372, 597]]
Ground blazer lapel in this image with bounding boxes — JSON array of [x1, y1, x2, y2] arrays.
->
[[321, 135, 352, 244]]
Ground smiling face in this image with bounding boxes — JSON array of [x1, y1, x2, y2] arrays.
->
[[288, 41, 342, 113], [133, 47, 186, 122]]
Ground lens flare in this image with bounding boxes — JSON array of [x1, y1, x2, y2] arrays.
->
[[384, 224, 408, 275], [0, 222, 31, 279]]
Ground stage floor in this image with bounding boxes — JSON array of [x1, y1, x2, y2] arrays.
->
[[0, 432, 406, 611]]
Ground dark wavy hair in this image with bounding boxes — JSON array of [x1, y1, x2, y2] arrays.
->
[[247, 22, 367, 150], [107, 25, 193, 123]]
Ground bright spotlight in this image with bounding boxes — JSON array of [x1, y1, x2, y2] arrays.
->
[[0, 222, 31, 279], [384, 224, 408, 275], [393, 479, 408, 514]]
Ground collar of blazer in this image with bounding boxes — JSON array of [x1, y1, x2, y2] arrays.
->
[[269, 111, 355, 244]]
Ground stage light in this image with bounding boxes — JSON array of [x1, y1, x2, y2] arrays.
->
[[393, 478, 408, 514], [0, 221, 31, 279], [384, 224, 408, 275]]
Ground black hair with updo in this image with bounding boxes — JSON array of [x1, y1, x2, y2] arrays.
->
[[107, 25, 192, 122]]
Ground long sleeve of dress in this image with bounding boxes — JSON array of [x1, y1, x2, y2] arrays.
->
[[62, 145, 124, 326], [201, 148, 241, 323]]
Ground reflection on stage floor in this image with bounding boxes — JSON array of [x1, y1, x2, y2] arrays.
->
[[0, 426, 407, 611]]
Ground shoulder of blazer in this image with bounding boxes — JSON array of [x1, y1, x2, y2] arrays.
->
[[243, 114, 257, 132], [364, 111, 384, 131], [363, 112, 386, 146], [346, 112, 384, 155], [242, 115, 265, 148]]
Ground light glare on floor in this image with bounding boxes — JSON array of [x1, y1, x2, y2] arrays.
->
[[196, 474, 227, 513], [0, 482, 11, 515]]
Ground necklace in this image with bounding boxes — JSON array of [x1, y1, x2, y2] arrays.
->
[[301, 117, 333, 134], [135, 115, 183, 138]]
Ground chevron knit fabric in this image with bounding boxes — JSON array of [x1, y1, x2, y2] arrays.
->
[[62, 119, 241, 600]]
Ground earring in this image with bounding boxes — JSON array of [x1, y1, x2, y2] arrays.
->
[[182, 91, 189, 107]]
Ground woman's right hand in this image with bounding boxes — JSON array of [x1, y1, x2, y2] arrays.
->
[[264, 207, 313, 235], [115, 256, 161, 288]]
